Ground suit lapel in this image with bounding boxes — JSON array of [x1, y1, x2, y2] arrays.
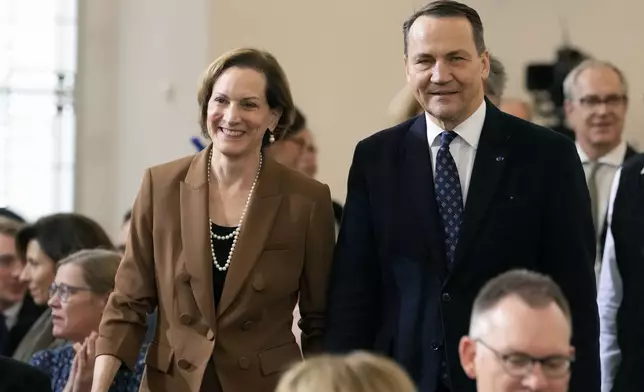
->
[[452, 103, 511, 273], [400, 115, 447, 279], [180, 145, 217, 330], [217, 155, 282, 317]]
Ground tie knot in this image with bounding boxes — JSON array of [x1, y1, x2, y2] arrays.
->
[[440, 131, 458, 147]]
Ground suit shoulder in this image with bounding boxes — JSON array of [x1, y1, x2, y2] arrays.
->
[[147, 154, 196, 185], [622, 152, 644, 175], [501, 114, 576, 155], [277, 163, 330, 201], [357, 116, 418, 151]]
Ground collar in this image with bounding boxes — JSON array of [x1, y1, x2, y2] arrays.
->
[[2, 300, 22, 325], [425, 100, 486, 147], [576, 141, 627, 167]]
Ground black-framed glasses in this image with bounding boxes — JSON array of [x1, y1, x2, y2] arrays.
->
[[49, 282, 93, 303], [476, 339, 574, 379], [578, 94, 627, 109]]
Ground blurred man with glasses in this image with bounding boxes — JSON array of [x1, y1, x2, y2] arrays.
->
[[563, 60, 636, 285], [459, 269, 574, 392]]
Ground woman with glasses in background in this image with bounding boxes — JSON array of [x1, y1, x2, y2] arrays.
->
[[12, 213, 115, 362], [29, 249, 147, 392]]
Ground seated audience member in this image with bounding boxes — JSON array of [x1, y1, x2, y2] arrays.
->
[[30, 249, 146, 392], [458, 269, 575, 392], [276, 351, 417, 392], [0, 355, 51, 392], [12, 213, 115, 362], [0, 217, 46, 357], [500, 98, 533, 121]]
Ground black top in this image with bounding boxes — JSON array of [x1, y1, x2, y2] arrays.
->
[[210, 223, 234, 307]]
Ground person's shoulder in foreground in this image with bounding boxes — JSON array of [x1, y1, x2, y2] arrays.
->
[[0, 355, 51, 392]]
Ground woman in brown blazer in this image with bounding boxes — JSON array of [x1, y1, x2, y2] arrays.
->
[[90, 48, 336, 392]]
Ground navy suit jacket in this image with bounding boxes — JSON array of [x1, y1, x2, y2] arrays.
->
[[325, 102, 599, 392]]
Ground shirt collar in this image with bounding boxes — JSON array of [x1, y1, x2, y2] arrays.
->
[[426, 100, 486, 147], [2, 300, 22, 328], [576, 141, 627, 167]]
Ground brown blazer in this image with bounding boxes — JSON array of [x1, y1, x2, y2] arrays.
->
[[96, 145, 336, 392]]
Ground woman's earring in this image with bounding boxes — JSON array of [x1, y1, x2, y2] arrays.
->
[[269, 131, 275, 144]]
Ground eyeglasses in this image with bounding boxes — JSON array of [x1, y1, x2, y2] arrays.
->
[[49, 282, 93, 303], [476, 339, 574, 379], [578, 94, 627, 109]]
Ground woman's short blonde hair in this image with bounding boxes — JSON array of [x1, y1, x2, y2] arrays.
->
[[276, 351, 417, 392], [57, 249, 121, 295], [196, 47, 296, 141]]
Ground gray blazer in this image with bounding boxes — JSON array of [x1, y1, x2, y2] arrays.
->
[[11, 308, 65, 362]]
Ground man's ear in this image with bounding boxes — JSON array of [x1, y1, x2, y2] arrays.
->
[[459, 336, 478, 379]]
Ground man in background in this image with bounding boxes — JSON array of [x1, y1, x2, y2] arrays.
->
[[597, 153, 644, 392], [459, 269, 574, 392], [563, 59, 636, 283], [484, 55, 506, 106], [0, 217, 46, 356]]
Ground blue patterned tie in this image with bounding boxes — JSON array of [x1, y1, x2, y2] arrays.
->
[[434, 131, 463, 264]]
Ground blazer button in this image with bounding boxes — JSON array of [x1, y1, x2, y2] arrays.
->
[[207, 329, 215, 341], [238, 357, 251, 370], [430, 340, 440, 350], [178, 358, 191, 370], [177, 270, 191, 283], [179, 313, 193, 325], [252, 275, 265, 291], [441, 293, 451, 302], [242, 321, 254, 331]]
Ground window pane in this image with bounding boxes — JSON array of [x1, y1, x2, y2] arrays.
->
[[0, 0, 76, 221]]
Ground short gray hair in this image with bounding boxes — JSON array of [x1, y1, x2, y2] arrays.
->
[[57, 249, 121, 295], [469, 269, 571, 337], [485, 54, 507, 99], [563, 59, 628, 101]]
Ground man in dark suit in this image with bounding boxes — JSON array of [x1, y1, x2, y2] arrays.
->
[[0, 217, 46, 357], [563, 59, 637, 281], [597, 153, 644, 392], [0, 355, 50, 392], [2, 293, 46, 356], [325, 2, 599, 392]]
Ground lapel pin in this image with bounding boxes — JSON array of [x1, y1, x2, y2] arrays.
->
[[496, 156, 505, 162]]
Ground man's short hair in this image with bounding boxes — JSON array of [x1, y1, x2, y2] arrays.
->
[[470, 269, 571, 334], [485, 54, 507, 100], [0, 208, 25, 223], [403, 0, 486, 56], [563, 59, 628, 101], [0, 216, 23, 238]]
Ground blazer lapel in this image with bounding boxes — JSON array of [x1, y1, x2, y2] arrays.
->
[[180, 145, 217, 330], [451, 103, 511, 272], [400, 115, 448, 279], [217, 155, 283, 317]]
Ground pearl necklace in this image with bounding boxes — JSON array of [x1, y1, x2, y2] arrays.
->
[[207, 149, 262, 271]]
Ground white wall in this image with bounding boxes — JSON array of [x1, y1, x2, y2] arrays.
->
[[76, 0, 211, 235], [76, 0, 644, 237]]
